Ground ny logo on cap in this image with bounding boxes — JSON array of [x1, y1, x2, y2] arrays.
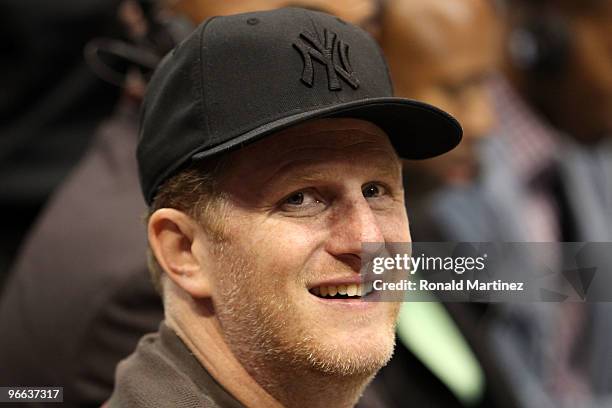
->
[[293, 28, 360, 91]]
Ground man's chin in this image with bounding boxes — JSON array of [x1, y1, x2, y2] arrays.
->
[[295, 298, 400, 376], [301, 327, 397, 377]]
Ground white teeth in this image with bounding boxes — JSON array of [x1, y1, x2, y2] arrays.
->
[[311, 283, 371, 298]]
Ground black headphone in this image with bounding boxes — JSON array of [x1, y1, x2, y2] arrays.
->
[[85, 0, 194, 88], [507, 9, 571, 76]]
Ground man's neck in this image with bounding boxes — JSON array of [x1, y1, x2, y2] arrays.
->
[[166, 292, 282, 408], [165, 287, 372, 408], [261, 368, 372, 408]]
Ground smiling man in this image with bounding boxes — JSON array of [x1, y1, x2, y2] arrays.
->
[[108, 7, 461, 408]]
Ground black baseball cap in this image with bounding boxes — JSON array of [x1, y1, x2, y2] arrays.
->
[[138, 7, 462, 204]]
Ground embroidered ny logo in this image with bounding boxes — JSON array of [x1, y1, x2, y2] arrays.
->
[[293, 28, 360, 91]]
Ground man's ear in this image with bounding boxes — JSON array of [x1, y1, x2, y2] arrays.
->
[[148, 208, 212, 298]]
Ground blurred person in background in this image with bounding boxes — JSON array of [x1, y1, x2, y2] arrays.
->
[[380, 0, 502, 240], [382, 0, 499, 192], [503, 0, 612, 145], [410, 0, 612, 407], [431, 0, 612, 253], [0, 1, 384, 406], [0, 0, 123, 282], [371, 1, 521, 408], [486, 1, 612, 407]]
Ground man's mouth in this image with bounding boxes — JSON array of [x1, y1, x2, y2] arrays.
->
[[308, 282, 374, 299]]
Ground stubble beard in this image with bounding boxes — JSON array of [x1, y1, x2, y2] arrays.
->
[[211, 240, 400, 396]]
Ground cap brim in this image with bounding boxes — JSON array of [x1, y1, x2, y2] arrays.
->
[[192, 97, 462, 161]]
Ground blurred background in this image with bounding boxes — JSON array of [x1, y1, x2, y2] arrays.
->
[[0, 0, 610, 406]]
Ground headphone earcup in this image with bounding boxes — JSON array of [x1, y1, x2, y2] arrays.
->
[[145, 14, 194, 56], [137, 0, 195, 56], [508, 14, 570, 75]]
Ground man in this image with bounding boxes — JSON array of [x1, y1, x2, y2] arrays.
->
[[379, 0, 502, 242], [373, 3, 517, 408], [0, 2, 386, 406], [108, 7, 461, 407], [381, 0, 499, 189], [478, 1, 612, 406], [419, 0, 612, 406]]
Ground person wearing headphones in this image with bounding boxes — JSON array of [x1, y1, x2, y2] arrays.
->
[[372, 2, 519, 408], [393, 1, 612, 407]]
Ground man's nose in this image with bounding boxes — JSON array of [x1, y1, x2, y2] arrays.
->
[[325, 196, 386, 269]]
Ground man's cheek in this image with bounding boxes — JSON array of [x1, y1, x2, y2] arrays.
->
[[378, 213, 410, 242]]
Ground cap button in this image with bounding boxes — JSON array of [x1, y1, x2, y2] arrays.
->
[[247, 17, 259, 26]]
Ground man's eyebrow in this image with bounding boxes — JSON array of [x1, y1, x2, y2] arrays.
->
[[264, 158, 402, 187]]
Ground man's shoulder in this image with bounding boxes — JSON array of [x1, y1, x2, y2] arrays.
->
[[109, 328, 212, 407], [108, 324, 241, 408]]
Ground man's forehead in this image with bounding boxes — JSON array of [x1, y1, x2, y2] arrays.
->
[[235, 118, 394, 161], [283, 117, 384, 133], [221, 118, 399, 181]]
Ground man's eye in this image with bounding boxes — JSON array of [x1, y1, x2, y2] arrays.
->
[[362, 183, 385, 198], [286, 192, 305, 205], [280, 190, 323, 213]]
